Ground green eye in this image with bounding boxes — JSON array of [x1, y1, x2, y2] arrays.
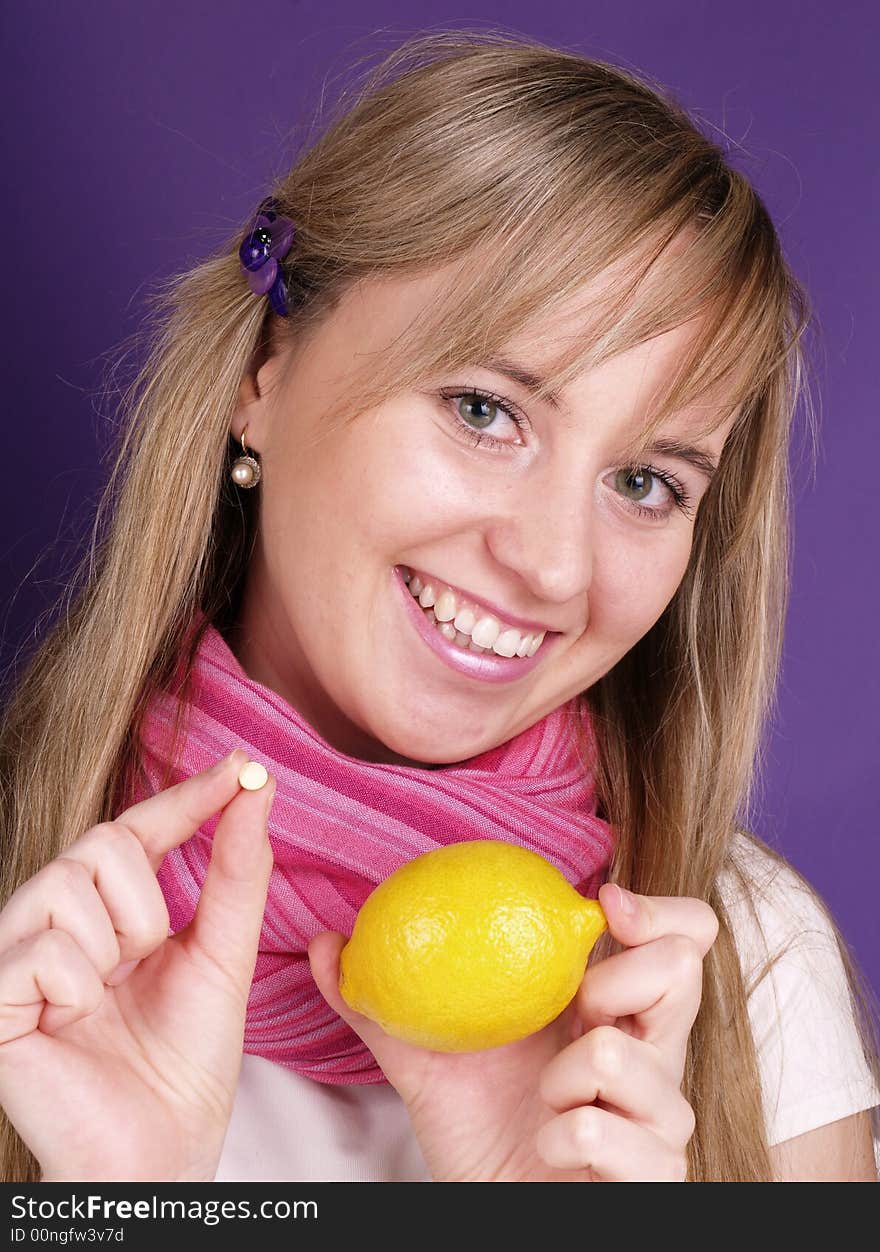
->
[[615, 467, 655, 502], [612, 464, 694, 521], [457, 395, 498, 429], [441, 386, 527, 453]]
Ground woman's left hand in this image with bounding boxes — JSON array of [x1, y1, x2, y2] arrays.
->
[[533, 884, 718, 1180], [308, 883, 719, 1182]]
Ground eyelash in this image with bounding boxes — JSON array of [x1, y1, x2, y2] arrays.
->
[[438, 387, 695, 522]]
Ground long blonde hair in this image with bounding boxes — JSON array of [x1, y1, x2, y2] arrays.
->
[[1, 29, 877, 1182]]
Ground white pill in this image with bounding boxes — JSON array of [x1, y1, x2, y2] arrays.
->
[[238, 760, 269, 791]]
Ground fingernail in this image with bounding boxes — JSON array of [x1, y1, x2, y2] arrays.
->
[[238, 760, 269, 791], [210, 749, 243, 776], [262, 775, 277, 830], [106, 959, 139, 986], [615, 885, 637, 916]]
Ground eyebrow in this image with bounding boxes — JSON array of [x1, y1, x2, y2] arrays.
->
[[483, 356, 563, 408], [481, 356, 719, 483], [630, 439, 718, 483]]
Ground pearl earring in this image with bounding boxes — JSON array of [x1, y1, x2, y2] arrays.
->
[[230, 423, 261, 489]]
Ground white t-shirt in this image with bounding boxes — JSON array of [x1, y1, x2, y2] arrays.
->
[[215, 834, 880, 1181]]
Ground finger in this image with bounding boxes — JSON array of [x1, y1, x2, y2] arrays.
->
[[0, 929, 105, 1046], [598, 883, 719, 957], [308, 930, 420, 1083], [0, 828, 172, 980], [307, 930, 390, 1056], [179, 770, 276, 994], [539, 1025, 696, 1148], [575, 934, 705, 1077], [114, 748, 252, 874], [106, 958, 141, 987], [535, 1103, 689, 1180], [0, 859, 122, 984]]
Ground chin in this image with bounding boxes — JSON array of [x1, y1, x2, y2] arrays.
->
[[374, 717, 492, 768]]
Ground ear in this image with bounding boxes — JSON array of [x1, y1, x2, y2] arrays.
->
[[231, 330, 287, 447]]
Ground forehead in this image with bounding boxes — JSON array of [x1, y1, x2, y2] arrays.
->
[[341, 221, 694, 348], [326, 233, 746, 446], [443, 254, 736, 435]]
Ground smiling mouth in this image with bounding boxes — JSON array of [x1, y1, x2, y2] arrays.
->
[[399, 566, 549, 658]]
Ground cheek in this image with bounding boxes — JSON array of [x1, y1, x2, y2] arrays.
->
[[591, 530, 694, 640], [264, 412, 447, 561], [299, 409, 474, 551]]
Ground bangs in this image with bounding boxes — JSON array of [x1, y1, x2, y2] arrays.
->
[[303, 151, 799, 459]]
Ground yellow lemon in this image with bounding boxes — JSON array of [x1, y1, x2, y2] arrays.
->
[[338, 839, 607, 1052]]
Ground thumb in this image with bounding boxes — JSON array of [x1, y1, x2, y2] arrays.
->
[[597, 882, 719, 956], [308, 930, 392, 1057], [309, 933, 439, 1108], [183, 768, 276, 987]]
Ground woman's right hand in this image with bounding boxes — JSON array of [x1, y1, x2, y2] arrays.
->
[[0, 748, 276, 1182]]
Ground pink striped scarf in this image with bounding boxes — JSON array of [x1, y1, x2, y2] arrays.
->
[[128, 615, 615, 1084]]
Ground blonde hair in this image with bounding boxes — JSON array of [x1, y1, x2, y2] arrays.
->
[[1, 29, 878, 1182]]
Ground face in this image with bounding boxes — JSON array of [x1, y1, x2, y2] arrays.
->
[[230, 267, 737, 767]]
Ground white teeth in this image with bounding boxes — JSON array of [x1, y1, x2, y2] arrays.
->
[[471, 616, 501, 648], [492, 628, 522, 658], [453, 606, 476, 634], [404, 568, 548, 660], [515, 634, 533, 658], [433, 590, 457, 622]]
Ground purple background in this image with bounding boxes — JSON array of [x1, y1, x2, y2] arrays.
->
[[2, 3, 877, 999]]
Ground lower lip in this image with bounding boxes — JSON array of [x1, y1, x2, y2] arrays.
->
[[391, 565, 560, 685]]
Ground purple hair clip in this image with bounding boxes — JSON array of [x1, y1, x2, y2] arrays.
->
[[238, 196, 296, 317]]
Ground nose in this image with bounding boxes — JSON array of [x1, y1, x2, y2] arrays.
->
[[483, 465, 595, 609]]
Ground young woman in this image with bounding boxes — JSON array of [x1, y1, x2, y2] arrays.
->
[[0, 31, 877, 1183]]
